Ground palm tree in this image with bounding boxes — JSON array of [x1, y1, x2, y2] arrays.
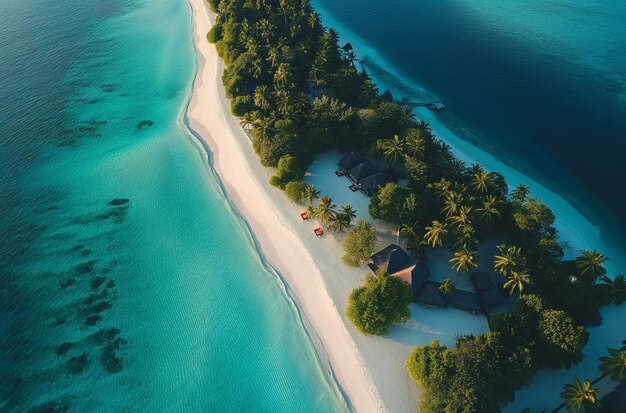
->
[[597, 346, 626, 383], [254, 85, 272, 111], [308, 11, 320, 29], [424, 221, 448, 248], [451, 225, 477, 252], [253, 116, 274, 141], [449, 249, 478, 273], [274, 63, 292, 87], [503, 270, 532, 295], [405, 129, 427, 158], [493, 244, 524, 276], [558, 378, 601, 413], [447, 206, 473, 230], [333, 204, 356, 231], [471, 170, 490, 194], [603, 274, 626, 305], [381, 135, 405, 165], [302, 183, 319, 207], [441, 191, 464, 218], [267, 47, 280, 68], [575, 250, 608, 283], [476, 195, 500, 225], [359, 80, 378, 103], [512, 184, 531, 205], [314, 196, 337, 226], [446, 159, 467, 182], [439, 279, 456, 296]]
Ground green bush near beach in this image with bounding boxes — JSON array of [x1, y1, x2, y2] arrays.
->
[[346, 270, 412, 335], [342, 221, 376, 267]]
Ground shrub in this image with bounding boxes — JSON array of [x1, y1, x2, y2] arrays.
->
[[269, 154, 304, 189], [206, 24, 223, 43], [284, 181, 308, 203], [346, 270, 412, 335], [342, 221, 376, 267], [231, 95, 252, 117], [538, 309, 589, 368]]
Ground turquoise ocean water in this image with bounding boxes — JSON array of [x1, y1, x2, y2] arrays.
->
[[0, 0, 343, 411]]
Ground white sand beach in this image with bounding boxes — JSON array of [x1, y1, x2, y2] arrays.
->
[[185, 1, 382, 411], [185, 1, 493, 412]]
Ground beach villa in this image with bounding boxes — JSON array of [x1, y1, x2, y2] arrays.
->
[[337, 151, 394, 197], [368, 244, 431, 298]]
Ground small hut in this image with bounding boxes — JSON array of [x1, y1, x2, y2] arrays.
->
[[417, 281, 446, 308], [341, 42, 353, 52], [448, 289, 481, 314], [359, 173, 392, 196], [348, 161, 378, 183], [380, 89, 393, 103], [338, 151, 367, 173], [369, 244, 431, 298]]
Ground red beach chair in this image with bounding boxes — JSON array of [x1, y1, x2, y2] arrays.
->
[[313, 227, 324, 237], [300, 211, 310, 220]]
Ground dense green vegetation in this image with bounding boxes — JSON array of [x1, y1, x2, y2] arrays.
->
[[346, 270, 412, 335], [342, 220, 376, 267], [205, 0, 623, 410]]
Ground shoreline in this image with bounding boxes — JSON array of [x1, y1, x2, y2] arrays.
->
[[183, 0, 384, 411]]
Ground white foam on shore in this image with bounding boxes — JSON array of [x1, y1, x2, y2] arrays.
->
[[311, 1, 626, 409]]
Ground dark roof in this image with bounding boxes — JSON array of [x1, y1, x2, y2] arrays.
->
[[360, 173, 392, 196], [392, 259, 430, 295], [471, 272, 496, 291], [417, 282, 446, 307], [370, 244, 411, 274], [342, 42, 353, 51], [380, 89, 393, 102], [338, 151, 367, 171], [479, 288, 504, 309], [348, 161, 378, 181], [448, 289, 481, 313]]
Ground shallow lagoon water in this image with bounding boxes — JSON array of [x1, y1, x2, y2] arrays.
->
[[0, 0, 343, 411]]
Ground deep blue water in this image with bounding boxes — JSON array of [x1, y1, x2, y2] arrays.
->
[[312, 0, 626, 239], [0, 0, 343, 411]]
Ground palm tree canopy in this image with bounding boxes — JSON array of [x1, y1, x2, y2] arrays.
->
[[424, 221, 447, 248], [381, 135, 406, 165], [315, 195, 337, 225], [576, 250, 608, 283], [599, 347, 626, 381], [449, 249, 478, 273], [503, 270, 532, 295], [561, 378, 601, 413], [493, 244, 524, 276], [603, 274, 626, 305]]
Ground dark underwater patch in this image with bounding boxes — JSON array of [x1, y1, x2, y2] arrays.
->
[[100, 84, 115, 93], [27, 398, 71, 413], [135, 120, 154, 130], [66, 351, 89, 375], [90, 276, 106, 290], [85, 315, 102, 326], [55, 342, 72, 356], [59, 278, 76, 289], [107, 198, 129, 206], [74, 260, 97, 275]]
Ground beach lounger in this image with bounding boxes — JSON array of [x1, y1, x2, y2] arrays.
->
[[300, 211, 310, 220], [335, 170, 345, 177], [314, 227, 324, 237], [349, 183, 359, 192]]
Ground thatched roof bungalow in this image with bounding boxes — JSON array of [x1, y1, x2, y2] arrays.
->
[[359, 173, 392, 196], [369, 244, 431, 297], [448, 289, 481, 314], [338, 151, 367, 172], [417, 281, 446, 308], [348, 161, 378, 182]]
